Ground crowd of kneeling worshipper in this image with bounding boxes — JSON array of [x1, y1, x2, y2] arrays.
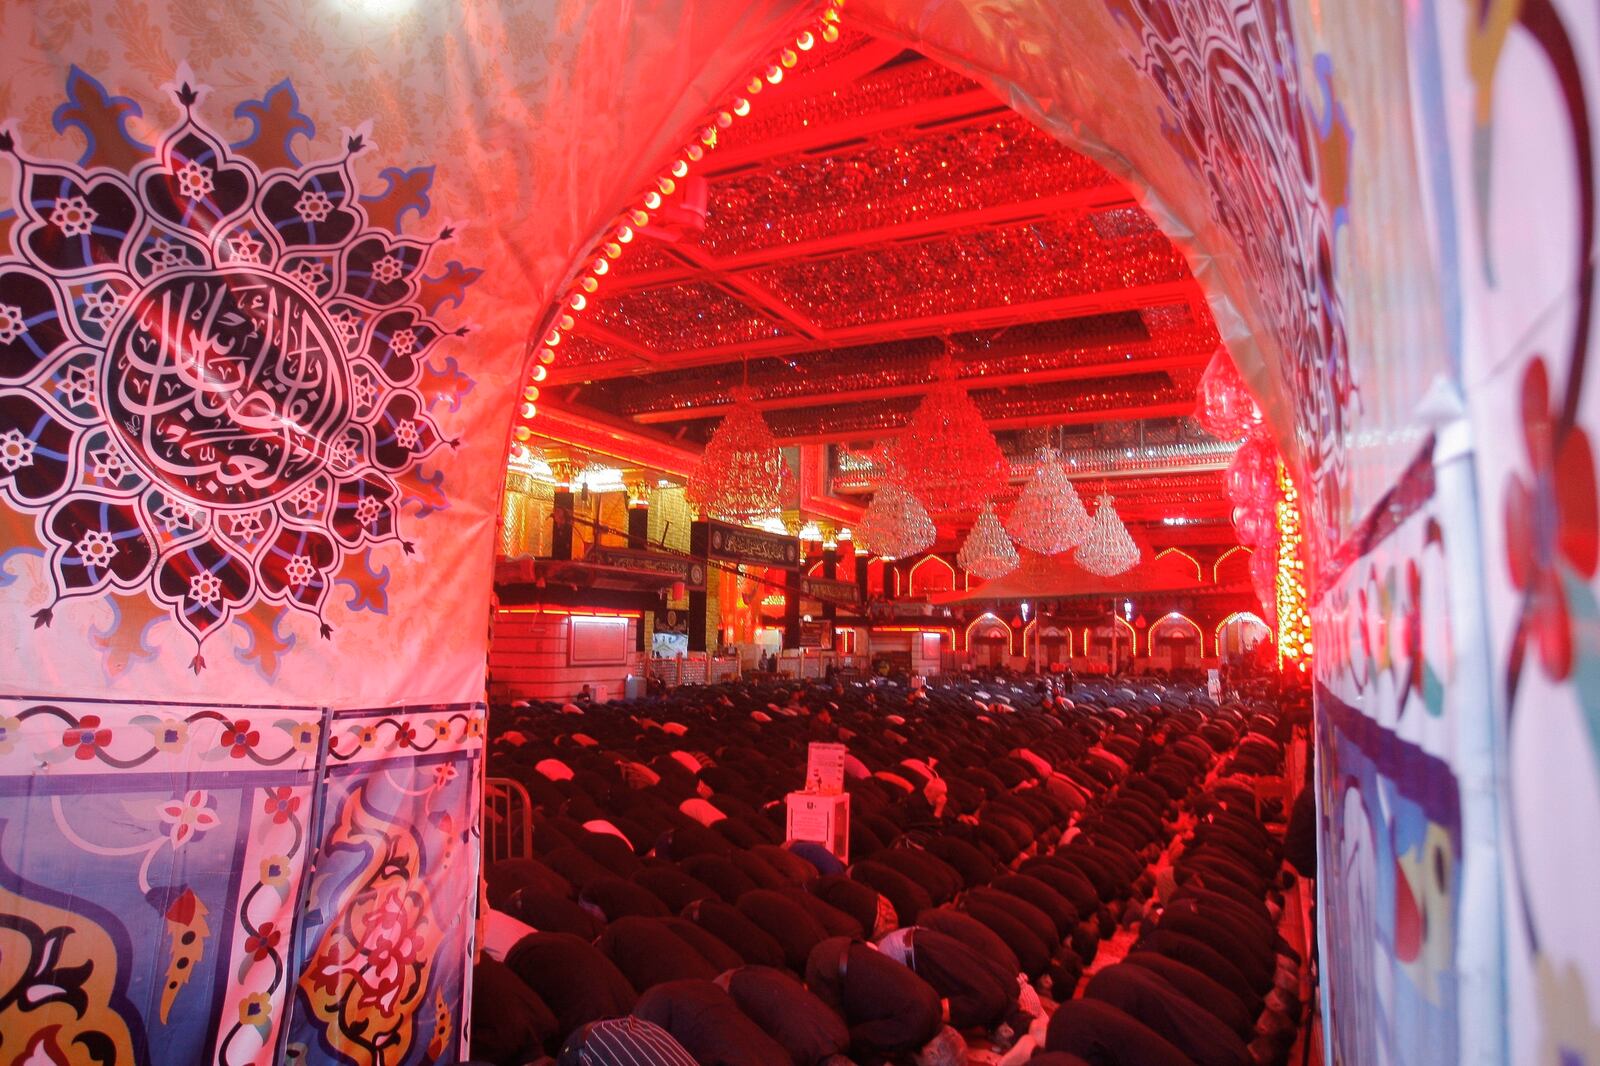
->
[[470, 673, 1315, 1066]]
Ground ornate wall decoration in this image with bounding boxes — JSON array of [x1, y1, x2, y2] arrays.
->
[[0, 875, 140, 1065], [1098, 0, 1355, 553], [1315, 686, 1463, 1065], [1308, 449, 1464, 1065], [285, 705, 482, 1066], [1442, 0, 1600, 1058], [295, 783, 435, 1065], [0, 68, 478, 672], [0, 695, 325, 1065]]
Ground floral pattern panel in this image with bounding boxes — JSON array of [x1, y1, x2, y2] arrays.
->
[[0, 695, 324, 1065], [1426, 0, 1600, 1059], [283, 704, 483, 1066], [1308, 451, 1477, 1066], [0, 0, 817, 710]]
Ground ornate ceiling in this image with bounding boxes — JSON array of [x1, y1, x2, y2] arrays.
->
[[531, 30, 1234, 545]]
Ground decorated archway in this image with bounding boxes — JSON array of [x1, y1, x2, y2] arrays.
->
[[0, 0, 1593, 1063], [1023, 620, 1073, 669], [907, 553, 958, 597], [1083, 617, 1136, 673], [964, 612, 1014, 668], [1148, 611, 1203, 669], [1217, 610, 1274, 661]]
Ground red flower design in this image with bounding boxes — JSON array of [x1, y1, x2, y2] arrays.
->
[[308, 945, 346, 996], [244, 921, 282, 962], [1402, 560, 1424, 699], [221, 719, 260, 758], [352, 887, 426, 1013], [262, 787, 300, 825], [395, 723, 417, 748], [1504, 357, 1600, 678], [62, 714, 112, 759]]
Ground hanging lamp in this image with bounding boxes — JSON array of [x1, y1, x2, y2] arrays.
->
[[1007, 446, 1090, 554], [958, 502, 1020, 580], [856, 481, 936, 560], [1076, 487, 1140, 576], [685, 383, 789, 521], [895, 353, 1008, 515]]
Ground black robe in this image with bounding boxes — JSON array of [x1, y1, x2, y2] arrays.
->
[[504, 931, 638, 1036], [883, 927, 1016, 1030], [1045, 999, 1197, 1066], [722, 965, 850, 1066], [804, 937, 943, 1055], [596, 916, 720, 992], [632, 979, 792, 1066], [1083, 964, 1251, 1066]]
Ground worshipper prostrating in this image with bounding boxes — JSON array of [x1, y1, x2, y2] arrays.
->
[[469, 673, 1309, 1066]]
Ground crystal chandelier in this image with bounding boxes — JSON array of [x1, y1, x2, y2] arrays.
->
[[1007, 448, 1090, 554], [686, 386, 789, 521], [1196, 346, 1263, 441], [895, 356, 1008, 514], [1075, 488, 1141, 576], [856, 481, 936, 560], [958, 502, 1020, 580]]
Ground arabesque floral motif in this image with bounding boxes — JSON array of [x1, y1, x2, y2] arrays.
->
[[244, 920, 283, 963], [61, 714, 111, 759], [0, 716, 21, 755], [262, 786, 301, 824], [297, 783, 436, 1066], [221, 718, 261, 758]]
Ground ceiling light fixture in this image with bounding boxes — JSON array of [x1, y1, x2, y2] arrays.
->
[[958, 502, 1020, 580], [1007, 447, 1089, 554], [1076, 488, 1140, 576], [856, 482, 935, 561], [686, 385, 790, 521], [896, 354, 1008, 515]]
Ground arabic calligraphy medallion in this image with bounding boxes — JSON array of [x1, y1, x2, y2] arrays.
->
[[105, 269, 353, 507], [0, 70, 480, 669]]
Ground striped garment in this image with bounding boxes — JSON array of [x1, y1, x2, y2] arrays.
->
[[557, 1016, 699, 1066]]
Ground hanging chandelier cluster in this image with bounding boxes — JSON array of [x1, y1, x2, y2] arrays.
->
[[958, 502, 1021, 580], [685, 386, 790, 520], [687, 346, 1150, 584], [890, 351, 1021, 578], [895, 356, 1009, 515], [857, 481, 937, 560], [1007, 447, 1090, 554], [1076, 487, 1141, 576]]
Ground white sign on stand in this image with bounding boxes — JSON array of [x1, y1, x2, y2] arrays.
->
[[805, 742, 847, 794], [1207, 669, 1222, 701], [785, 791, 850, 864]]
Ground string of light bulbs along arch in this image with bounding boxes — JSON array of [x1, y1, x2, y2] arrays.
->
[[508, 0, 850, 462], [504, 0, 1143, 587], [509, 0, 1306, 628]]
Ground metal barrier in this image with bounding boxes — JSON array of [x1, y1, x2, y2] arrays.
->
[[483, 776, 532, 866], [707, 657, 742, 684], [631, 654, 742, 688]]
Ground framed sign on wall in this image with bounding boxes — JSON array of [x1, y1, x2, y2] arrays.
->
[[569, 616, 631, 665]]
